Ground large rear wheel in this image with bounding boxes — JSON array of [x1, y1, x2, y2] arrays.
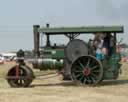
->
[[71, 55, 103, 86]]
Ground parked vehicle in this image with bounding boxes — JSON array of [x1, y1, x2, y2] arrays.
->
[[0, 55, 4, 64]]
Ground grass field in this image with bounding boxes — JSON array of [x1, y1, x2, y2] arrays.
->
[[0, 62, 128, 102]]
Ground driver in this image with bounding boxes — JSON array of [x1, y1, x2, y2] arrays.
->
[[16, 49, 25, 65], [102, 33, 113, 56]]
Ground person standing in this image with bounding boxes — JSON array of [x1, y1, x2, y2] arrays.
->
[[93, 33, 103, 60]]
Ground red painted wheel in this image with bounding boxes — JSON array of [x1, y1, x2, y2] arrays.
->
[[71, 55, 103, 85]]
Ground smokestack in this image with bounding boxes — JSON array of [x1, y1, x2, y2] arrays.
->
[[45, 23, 50, 47], [46, 23, 50, 28], [33, 25, 40, 57]]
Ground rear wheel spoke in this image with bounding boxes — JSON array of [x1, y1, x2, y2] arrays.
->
[[74, 70, 83, 73], [91, 65, 98, 71], [74, 66, 83, 72], [83, 77, 87, 84], [92, 70, 100, 73], [79, 74, 84, 82], [86, 77, 90, 84], [90, 73, 98, 80], [78, 61, 85, 69], [75, 73, 83, 78], [86, 58, 91, 67], [90, 76, 96, 83]]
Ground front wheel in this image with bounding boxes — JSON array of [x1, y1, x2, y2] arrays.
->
[[6, 65, 34, 87]]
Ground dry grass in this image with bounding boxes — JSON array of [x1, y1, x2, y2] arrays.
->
[[0, 62, 128, 102]]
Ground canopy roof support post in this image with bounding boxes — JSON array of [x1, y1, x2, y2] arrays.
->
[[45, 23, 51, 47], [114, 33, 117, 53], [46, 34, 51, 47]]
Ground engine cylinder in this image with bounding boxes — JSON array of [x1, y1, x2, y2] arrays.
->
[[33, 58, 63, 70]]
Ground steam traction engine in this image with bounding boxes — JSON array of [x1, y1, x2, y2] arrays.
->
[[6, 24, 123, 87]]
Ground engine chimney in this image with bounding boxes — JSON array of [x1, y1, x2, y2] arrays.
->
[[33, 25, 40, 57]]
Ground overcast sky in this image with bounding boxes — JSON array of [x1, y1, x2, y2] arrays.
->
[[0, 0, 128, 52]]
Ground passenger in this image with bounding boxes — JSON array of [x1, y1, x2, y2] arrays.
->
[[102, 33, 112, 56], [93, 33, 103, 60]]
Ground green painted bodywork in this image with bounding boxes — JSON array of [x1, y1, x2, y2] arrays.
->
[[36, 48, 64, 70], [38, 47, 122, 80], [102, 53, 122, 79], [42, 48, 64, 59]]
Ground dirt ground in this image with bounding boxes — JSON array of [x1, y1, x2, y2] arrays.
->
[[0, 62, 128, 102]]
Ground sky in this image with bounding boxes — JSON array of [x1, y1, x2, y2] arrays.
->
[[0, 0, 128, 52]]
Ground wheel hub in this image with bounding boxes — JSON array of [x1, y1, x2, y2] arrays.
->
[[83, 68, 91, 76]]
